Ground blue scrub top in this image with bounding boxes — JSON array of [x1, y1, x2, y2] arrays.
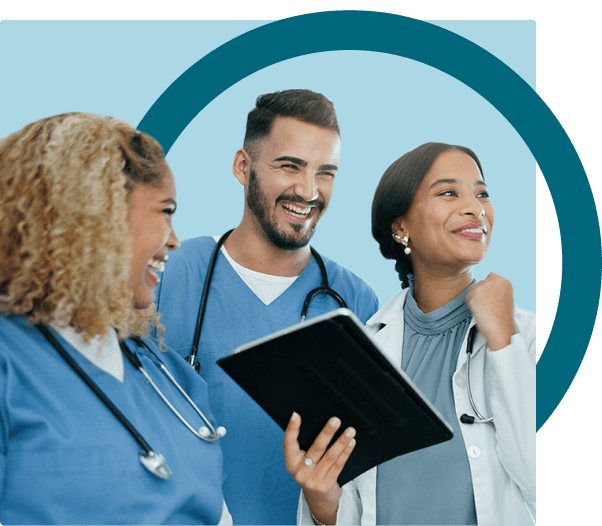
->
[[155, 236, 379, 525], [0, 315, 225, 525]]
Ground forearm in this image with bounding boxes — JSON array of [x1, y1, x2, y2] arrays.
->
[[487, 332, 536, 499], [299, 482, 363, 525]]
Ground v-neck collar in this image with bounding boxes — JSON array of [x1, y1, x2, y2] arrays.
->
[[211, 239, 323, 326]]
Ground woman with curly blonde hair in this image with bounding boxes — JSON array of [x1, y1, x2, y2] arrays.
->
[[0, 113, 231, 525]]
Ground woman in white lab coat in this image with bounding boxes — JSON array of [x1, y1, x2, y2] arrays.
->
[[283, 142, 535, 525]]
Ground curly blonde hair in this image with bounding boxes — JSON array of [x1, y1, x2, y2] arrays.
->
[[0, 112, 166, 342]]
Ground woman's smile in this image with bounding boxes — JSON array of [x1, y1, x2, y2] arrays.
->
[[453, 222, 489, 241], [394, 149, 494, 273]]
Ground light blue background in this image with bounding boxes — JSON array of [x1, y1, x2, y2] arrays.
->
[[0, 21, 535, 310]]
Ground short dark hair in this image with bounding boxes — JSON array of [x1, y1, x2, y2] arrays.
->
[[371, 142, 484, 288], [243, 89, 339, 157]]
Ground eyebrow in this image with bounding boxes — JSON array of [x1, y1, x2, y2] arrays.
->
[[318, 164, 339, 172], [429, 178, 487, 190], [274, 156, 308, 167], [273, 156, 339, 172]]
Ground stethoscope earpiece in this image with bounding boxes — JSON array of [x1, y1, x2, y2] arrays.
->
[[199, 427, 211, 438], [199, 426, 225, 438]]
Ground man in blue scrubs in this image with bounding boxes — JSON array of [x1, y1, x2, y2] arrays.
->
[[156, 89, 379, 525]]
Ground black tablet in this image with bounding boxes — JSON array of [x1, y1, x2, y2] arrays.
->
[[217, 308, 453, 485]]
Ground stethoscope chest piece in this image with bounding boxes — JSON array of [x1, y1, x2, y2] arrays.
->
[[140, 450, 172, 480]]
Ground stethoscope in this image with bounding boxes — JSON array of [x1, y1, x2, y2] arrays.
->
[[37, 324, 226, 481], [185, 229, 348, 372], [460, 325, 494, 427]]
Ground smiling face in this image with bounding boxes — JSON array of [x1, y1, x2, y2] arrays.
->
[[127, 161, 180, 309], [393, 149, 494, 276], [236, 116, 340, 250]]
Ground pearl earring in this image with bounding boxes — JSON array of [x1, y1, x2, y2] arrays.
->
[[401, 236, 411, 255], [392, 233, 401, 241]]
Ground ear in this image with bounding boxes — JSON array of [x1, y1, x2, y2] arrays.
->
[[232, 148, 252, 186], [391, 216, 408, 243]]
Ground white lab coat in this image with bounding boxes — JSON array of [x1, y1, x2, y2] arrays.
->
[[299, 288, 535, 525]]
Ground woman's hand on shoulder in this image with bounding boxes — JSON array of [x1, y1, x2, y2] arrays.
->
[[283, 412, 356, 525], [465, 273, 518, 351]]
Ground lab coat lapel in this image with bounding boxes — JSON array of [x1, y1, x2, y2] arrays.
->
[[366, 289, 408, 373], [371, 320, 404, 373]]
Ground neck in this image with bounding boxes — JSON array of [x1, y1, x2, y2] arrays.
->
[[223, 222, 312, 277], [411, 266, 474, 313]]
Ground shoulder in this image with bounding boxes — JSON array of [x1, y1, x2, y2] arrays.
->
[[0, 315, 41, 350], [169, 236, 217, 265], [318, 253, 377, 297], [158, 236, 216, 296], [0, 316, 51, 399], [318, 253, 380, 320], [365, 289, 408, 329], [0, 313, 29, 332]]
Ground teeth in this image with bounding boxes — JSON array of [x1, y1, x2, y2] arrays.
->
[[148, 259, 166, 272], [282, 203, 311, 217], [459, 227, 485, 233]]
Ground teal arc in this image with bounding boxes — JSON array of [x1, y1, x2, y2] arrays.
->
[[138, 11, 602, 431]]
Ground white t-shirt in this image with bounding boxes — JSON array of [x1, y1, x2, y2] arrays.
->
[[214, 236, 298, 305]]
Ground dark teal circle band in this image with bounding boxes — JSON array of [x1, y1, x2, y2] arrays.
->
[[138, 11, 601, 430]]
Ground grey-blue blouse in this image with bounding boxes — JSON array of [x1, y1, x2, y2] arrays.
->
[[376, 276, 478, 525]]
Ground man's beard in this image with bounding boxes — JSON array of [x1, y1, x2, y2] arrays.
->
[[246, 168, 324, 251]]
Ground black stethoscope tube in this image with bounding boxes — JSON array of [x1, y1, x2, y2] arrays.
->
[[187, 229, 235, 372], [37, 325, 155, 456], [37, 325, 225, 480], [460, 325, 494, 426], [186, 229, 347, 372], [300, 247, 348, 322]]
